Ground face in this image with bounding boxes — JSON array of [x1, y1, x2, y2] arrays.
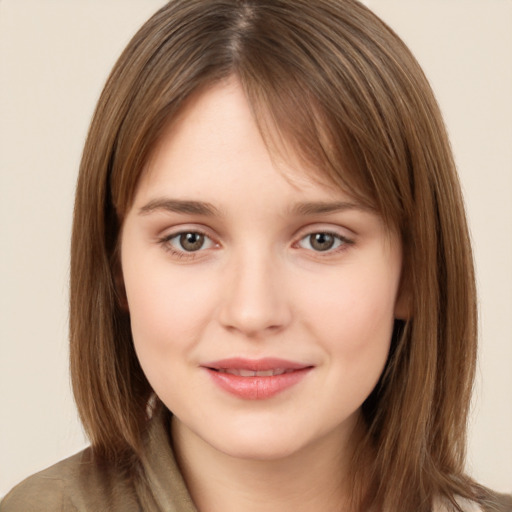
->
[[121, 78, 404, 462]]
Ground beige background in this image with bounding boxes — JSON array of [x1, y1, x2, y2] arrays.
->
[[1, 0, 511, 496]]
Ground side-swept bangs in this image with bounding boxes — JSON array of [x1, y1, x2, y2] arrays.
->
[[71, 1, 479, 509]]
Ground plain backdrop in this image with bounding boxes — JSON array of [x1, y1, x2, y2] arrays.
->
[[1, 0, 511, 497]]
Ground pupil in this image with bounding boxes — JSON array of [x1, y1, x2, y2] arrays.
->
[[311, 233, 334, 251], [180, 233, 204, 251]]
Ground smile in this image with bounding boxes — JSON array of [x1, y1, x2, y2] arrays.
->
[[214, 368, 294, 377], [202, 358, 313, 400]]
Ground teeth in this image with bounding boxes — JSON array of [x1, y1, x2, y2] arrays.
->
[[218, 368, 291, 377], [257, 369, 276, 377], [236, 369, 257, 377]]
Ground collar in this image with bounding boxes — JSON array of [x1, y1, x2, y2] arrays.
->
[[136, 408, 198, 512]]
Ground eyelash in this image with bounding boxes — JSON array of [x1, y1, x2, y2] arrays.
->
[[158, 229, 215, 259], [158, 229, 354, 260], [295, 231, 353, 254]]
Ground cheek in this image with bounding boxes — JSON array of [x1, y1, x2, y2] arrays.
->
[[299, 257, 400, 392], [317, 281, 397, 407], [123, 268, 201, 399], [123, 258, 219, 360], [305, 271, 398, 345]]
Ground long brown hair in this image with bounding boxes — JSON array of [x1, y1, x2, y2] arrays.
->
[[71, 1, 487, 509]]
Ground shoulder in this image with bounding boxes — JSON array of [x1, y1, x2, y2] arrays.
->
[[482, 492, 512, 512], [1, 448, 141, 512], [455, 494, 512, 512], [435, 494, 512, 512], [1, 463, 67, 512], [434, 497, 484, 512]]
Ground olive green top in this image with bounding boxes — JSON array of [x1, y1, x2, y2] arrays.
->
[[2, 412, 511, 512], [1, 412, 197, 512]]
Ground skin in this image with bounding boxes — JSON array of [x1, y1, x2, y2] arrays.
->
[[120, 77, 404, 511]]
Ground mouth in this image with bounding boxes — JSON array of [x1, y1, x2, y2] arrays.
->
[[201, 358, 313, 400], [212, 368, 295, 377]]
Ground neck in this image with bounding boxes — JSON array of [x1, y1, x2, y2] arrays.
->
[[171, 416, 365, 512]]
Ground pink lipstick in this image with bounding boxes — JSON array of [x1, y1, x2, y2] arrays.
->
[[202, 358, 313, 400]]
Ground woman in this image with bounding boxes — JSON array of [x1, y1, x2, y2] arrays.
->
[[3, 1, 511, 510]]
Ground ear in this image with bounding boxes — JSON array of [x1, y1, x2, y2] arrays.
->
[[394, 277, 411, 320], [112, 250, 130, 312], [114, 271, 130, 312]]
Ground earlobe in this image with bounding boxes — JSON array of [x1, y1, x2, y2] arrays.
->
[[394, 294, 410, 320], [112, 251, 130, 312], [115, 273, 130, 312], [394, 282, 411, 320]]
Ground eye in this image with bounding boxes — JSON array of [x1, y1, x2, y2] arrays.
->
[[164, 231, 215, 253], [297, 232, 349, 252]]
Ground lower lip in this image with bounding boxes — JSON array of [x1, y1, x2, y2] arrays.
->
[[204, 368, 312, 400]]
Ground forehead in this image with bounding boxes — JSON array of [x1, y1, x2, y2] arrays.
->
[[135, 77, 355, 209]]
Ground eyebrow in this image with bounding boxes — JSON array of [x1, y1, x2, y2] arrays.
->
[[138, 198, 371, 218], [290, 201, 372, 216], [138, 198, 220, 216]]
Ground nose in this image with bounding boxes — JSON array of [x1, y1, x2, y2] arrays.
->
[[218, 249, 292, 337]]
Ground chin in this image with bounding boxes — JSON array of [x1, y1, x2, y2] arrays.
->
[[199, 416, 339, 463], [216, 434, 308, 462]]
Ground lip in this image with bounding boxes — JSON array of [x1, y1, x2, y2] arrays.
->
[[202, 358, 313, 400]]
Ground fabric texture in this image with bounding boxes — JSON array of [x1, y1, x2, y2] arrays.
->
[[1, 411, 510, 512], [1, 411, 197, 512]]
